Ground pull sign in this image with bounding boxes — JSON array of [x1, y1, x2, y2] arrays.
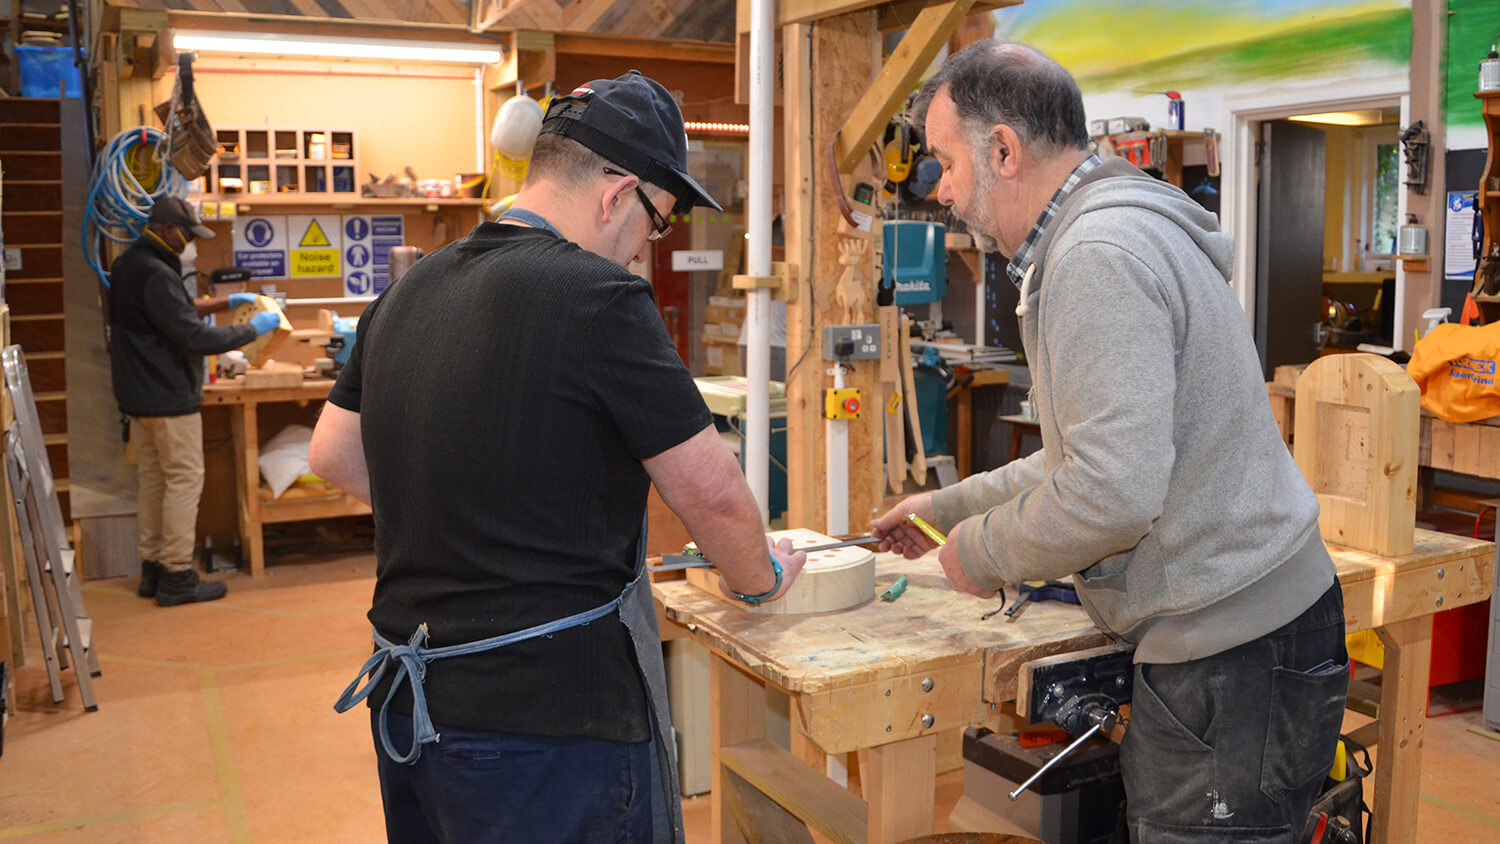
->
[[671, 250, 724, 272]]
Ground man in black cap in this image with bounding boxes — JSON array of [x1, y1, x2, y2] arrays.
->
[[311, 70, 804, 842], [109, 195, 281, 605]]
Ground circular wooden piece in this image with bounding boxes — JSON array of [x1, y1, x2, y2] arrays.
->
[[746, 528, 875, 615]]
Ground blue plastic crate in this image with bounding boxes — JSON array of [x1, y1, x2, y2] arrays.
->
[[15, 45, 84, 98]]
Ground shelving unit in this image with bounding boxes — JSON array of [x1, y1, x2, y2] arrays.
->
[[199, 126, 359, 197], [1471, 91, 1500, 322]]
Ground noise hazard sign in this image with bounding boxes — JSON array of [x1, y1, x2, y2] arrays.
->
[[289, 215, 342, 278]]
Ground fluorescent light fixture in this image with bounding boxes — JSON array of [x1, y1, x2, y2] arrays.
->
[[1287, 109, 1384, 127], [173, 31, 502, 64], [684, 121, 751, 135]]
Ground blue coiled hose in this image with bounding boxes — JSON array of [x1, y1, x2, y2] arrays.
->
[[84, 127, 188, 288]]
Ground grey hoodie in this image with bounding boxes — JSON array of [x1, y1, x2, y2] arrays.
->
[[931, 159, 1335, 663]]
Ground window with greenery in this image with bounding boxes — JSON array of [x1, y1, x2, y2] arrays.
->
[[1370, 141, 1400, 256]]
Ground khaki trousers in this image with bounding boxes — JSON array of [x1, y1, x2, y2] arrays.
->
[[130, 413, 204, 570]]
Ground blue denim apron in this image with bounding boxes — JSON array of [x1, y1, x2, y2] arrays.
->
[[334, 531, 683, 836]]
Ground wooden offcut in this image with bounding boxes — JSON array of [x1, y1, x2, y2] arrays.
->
[[243, 361, 304, 390], [1293, 353, 1419, 556]]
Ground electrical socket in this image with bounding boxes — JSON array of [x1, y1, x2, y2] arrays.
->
[[822, 324, 881, 361]]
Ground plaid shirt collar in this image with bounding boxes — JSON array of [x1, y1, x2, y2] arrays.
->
[[1005, 154, 1101, 287]]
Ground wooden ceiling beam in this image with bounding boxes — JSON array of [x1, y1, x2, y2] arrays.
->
[[554, 33, 735, 63], [834, 0, 974, 172], [736, 0, 1015, 32]]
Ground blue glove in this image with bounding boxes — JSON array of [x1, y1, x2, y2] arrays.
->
[[249, 311, 281, 336], [228, 293, 258, 308]]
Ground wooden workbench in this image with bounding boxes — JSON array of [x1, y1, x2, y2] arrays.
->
[[654, 529, 1494, 843], [202, 379, 368, 576]]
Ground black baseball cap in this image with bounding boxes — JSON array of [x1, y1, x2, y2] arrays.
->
[[148, 196, 215, 240], [540, 70, 723, 215]]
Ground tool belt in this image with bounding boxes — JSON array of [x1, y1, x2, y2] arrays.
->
[[153, 53, 217, 181]]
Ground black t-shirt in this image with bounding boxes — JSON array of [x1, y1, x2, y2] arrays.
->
[[328, 222, 711, 742], [108, 239, 257, 417]]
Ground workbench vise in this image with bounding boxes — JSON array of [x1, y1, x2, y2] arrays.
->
[[1007, 644, 1136, 801], [1022, 644, 1134, 738]]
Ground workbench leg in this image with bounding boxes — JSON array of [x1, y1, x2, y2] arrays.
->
[[231, 404, 264, 577], [712, 655, 767, 844], [955, 389, 973, 478], [858, 733, 936, 844], [1371, 616, 1433, 844]]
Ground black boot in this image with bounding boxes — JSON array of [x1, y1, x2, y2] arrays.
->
[[155, 568, 228, 606], [137, 560, 163, 598]]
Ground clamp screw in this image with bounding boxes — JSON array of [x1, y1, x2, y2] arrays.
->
[[922, 714, 935, 729], [1050, 683, 1065, 698], [921, 677, 935, 693]]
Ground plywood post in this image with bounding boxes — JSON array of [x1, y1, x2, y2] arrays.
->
[[1293, 353, 1419, 555], [784, 12, 882, 533], [1371, 616, 1433, 844]]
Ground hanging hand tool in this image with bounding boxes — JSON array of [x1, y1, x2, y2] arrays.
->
[[1000, 580, 1080, 621]]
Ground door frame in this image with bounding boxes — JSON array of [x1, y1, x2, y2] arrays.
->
[[1221, 75, 1409, 341]]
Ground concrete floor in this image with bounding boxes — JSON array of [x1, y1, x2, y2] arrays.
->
[[2, 552, 1498, 842]]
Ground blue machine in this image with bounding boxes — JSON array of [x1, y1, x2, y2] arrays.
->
[[883, 220, 947, 305], [325, 312, 359, 367]]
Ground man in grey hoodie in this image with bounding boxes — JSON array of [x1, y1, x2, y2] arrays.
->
[[872, 42, 1349, 841]]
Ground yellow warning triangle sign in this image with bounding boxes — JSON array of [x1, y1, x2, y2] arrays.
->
[[299, 219, 331, 247]]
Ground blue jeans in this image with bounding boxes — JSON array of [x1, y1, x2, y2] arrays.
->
[[1120, 581, 1349, 843], [372, 708, 654, 843]]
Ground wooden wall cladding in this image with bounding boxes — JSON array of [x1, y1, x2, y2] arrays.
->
[[4, 283, 64, 314], [0, 212, 61, 243], [10, 318, 64, 351], [36, 396, 67, 435], [3, 152, 61, 180], [8, 246, 62, 280]]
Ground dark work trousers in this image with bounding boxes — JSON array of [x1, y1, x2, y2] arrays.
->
[[1120, 581, 1349, 843], [372, 708, 654, 843]]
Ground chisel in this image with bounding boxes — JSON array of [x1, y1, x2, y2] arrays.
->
[[653, 535, 880, 572]]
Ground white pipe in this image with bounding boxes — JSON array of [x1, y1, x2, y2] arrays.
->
[[745, 0, 774, 525], [825, 365, 849, 536]]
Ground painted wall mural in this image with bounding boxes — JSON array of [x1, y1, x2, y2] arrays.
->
[[1445, 0, 1500, 150], [989, 0, 1411, 140]]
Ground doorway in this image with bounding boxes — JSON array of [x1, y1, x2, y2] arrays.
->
[[1221, 77, 1408, 370]]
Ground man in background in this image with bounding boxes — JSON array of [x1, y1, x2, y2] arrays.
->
[[108, 195, 280, 606]]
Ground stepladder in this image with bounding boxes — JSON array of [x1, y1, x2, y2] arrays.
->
[[3, 346, 98, 710]]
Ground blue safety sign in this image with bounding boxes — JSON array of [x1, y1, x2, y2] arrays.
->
[[244, 218, 275, 248]]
